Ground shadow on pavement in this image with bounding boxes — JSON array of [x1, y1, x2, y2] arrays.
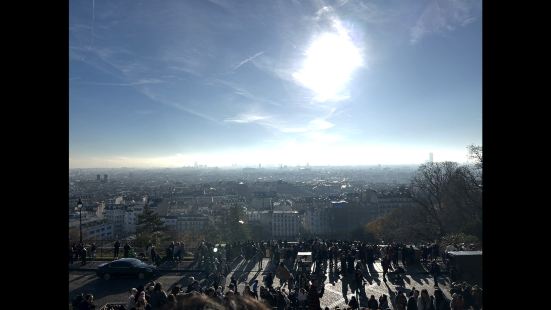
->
[[69, 274, 162, 304]]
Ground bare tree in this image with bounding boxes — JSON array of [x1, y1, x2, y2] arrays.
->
[[410, 157, 482, 240], [467, 144, 482, 169], [410, 161, 459, 238]]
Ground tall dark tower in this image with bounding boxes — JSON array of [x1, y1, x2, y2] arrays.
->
[[96, 174, 101, 181], [104, 174, 108, 182]]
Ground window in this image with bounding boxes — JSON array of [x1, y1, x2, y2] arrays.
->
[[110, 261, 130, 268]]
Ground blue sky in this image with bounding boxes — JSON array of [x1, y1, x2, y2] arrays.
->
[[69, 0, 482, 168]]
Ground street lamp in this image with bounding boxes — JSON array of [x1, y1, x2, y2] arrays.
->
[[77, 198, 83, 244]]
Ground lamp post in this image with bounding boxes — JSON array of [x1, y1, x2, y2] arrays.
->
[[77, 198, 83, 244]]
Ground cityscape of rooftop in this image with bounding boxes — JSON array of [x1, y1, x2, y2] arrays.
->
[[69, 1, 483, 307]]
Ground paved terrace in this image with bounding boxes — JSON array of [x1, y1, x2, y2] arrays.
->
[[69, 256, 452, 309]]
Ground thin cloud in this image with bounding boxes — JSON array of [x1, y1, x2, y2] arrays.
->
[[232, 51, 265, 71], [226, 113, 335, 135], [279, 118, 335, 133], [410, 0, 481, 44], [73, 78, 165, 86], [225, 114, 270, 123], [138, 88, 221, 124], [210, 78, 282, 107]]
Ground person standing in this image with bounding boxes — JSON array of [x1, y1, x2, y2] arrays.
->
[[90, 243, 96, 260], [114, 240, 121, 259], [288, 273, 295, 291], [264, 272, 274, 289], [276, 262, 291, 287], [78, 294, 96, 310], [395, 291, 408, 310], [150, 246, 157, 263], [430, 260, 440, 286], [367, 295, 379, 310], [348, 296, 360, 309], [149, 282, 168, 309], [251, 279, 259, 299], [307, 283, 324, 310], [417, 289, 432, 310], [354, 267, 363, 294], [230, 275, 238, 290], [169, 241, 175, 261], [257, 245, 264, 269], [450, 293, 464, 310], [72, 244, 79, 261], [407, 291, 418, 310], [174, 242, 181, 262], [80, 247, 87, 265], [69, 245, 74, 265], [433, 289, 450, 310], [379, 294, 390, 309], [124, 242, 131, 258], [76, 243, 83, 261], [127, 288, 138, 310], [382, 255, 391, 282]]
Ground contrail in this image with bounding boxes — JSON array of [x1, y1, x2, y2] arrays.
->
[[91, 0, 95, 46], [233, 51, 264, 71]]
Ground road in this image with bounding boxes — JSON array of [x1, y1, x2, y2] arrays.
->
[[69, 258, 453, 308]]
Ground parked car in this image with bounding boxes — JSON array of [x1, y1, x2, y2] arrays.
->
[[96, 258, 157, 280]]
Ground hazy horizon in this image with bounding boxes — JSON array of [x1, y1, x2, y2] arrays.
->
[[70, 0, 481, 169]]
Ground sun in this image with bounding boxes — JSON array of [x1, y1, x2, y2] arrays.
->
[[293, 21, 363, 102]]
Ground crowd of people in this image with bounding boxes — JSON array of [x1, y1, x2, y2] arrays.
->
[[69, 242, 97, 265], [72, 278, 482, 310], [69, 240, 189, 266], [71, 239, 482, 309]]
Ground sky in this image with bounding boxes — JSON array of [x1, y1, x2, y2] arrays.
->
[[69, 0, 482, 168]]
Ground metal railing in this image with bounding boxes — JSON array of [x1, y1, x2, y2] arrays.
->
[[69, 239, 198, 262]]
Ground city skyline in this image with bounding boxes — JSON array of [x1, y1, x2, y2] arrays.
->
[[70, 0, 482, 168]]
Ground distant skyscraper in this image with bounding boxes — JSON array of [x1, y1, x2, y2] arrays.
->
[[259, 163, 261, 169], [104, 174, 108, 182], [429, 152, 434, 163], [96, 174, 101, 181]]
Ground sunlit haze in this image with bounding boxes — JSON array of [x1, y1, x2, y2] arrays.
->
[[293, 17, 364, 102], [70, 0, 482, 168]]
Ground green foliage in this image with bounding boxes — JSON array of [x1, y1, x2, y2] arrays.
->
[[204, 219, 223, 244], [135, 206, 167, 247], [350, 223, 377, 242], [248, 221, 271, 241], [223, 206, 251, 242]]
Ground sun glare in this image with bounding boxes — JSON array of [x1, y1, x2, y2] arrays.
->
[[293, 21, 363, 102]]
